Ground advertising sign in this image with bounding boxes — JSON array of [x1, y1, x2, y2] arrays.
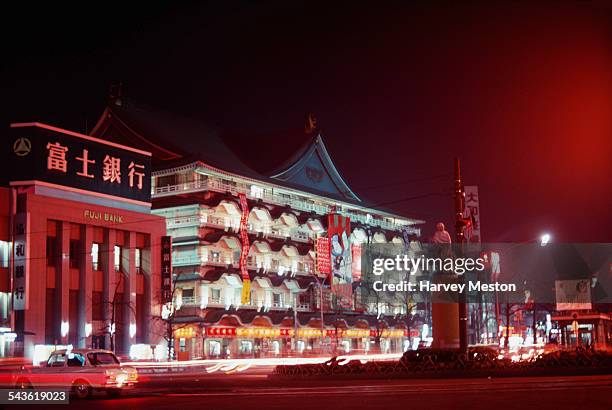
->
[[7, 123, 152, 203], [238, 194, 251, 305], [328, 213, 352, 309], [161, 236, 173, 304], [555, 279, 592, 311], [464, 185, 481, 243], [315, 237, 331, 275], [12, 213, 29, 310]]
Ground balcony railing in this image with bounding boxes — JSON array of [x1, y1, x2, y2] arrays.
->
[[173, 256, 202, 267], [153, 178, 419, 233], [181, 296, 196, 305]]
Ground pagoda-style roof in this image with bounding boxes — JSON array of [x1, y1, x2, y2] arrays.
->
[[270, 134, 360, 202]]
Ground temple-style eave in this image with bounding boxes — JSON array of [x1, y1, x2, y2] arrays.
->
[[270, 134, 361, 202], [153, 160, 425, 226]]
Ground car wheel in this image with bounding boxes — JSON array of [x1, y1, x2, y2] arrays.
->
[[106, 388, 122, 398], [72, 380, 92, 399], [15, 378, 32, 389]]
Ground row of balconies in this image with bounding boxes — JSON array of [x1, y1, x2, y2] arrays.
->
[[177, 296, 311, 311], [166, 214, 316, 244], [172, 253, 314, 275], [152, 175, 420, 234]]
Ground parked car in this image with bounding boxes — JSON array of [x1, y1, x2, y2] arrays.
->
[[13, 349, 137, 398]]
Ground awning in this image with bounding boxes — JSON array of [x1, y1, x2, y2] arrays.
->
[[255, 277, 272, 288], [284, 280, 300, 292], [224, 274, 242, 288]]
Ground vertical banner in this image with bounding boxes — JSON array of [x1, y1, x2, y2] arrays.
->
[[328, 213, 353, 309], [464, 186, 481, 243], [238, 194, 251, 305], [315, 237, 331, 275], [13, 212, 30, 310], [351, 244, 362, 282], [161, 236, 173, 303]]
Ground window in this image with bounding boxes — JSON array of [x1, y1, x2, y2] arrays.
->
[[46, 236, 57, 267], [273, 293, 283, 307], [47, 354, 66, 368], [69, 240, 80, 268], [87, 352, 119, 366], [210, 288, 221, 303], [67, 353, 85, 367], [91, 243, 100, 271], [114, 245, 121, 271], [92, 291, 104, 321], [182, 288, 194, 304], [211, 251, 220, 263], [135, 248, 142, 274], [0, 241, 8, 268], [250, 185, 264, 199], [157, 174, 177, 187]]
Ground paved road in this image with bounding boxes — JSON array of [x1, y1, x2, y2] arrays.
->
[[29, 375, 612, 410]]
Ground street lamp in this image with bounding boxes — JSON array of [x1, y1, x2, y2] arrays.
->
[[540, 233, 551, 247]]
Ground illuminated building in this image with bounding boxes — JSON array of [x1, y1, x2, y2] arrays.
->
[[1, 122, 166, 359], [90, 98, 425, 360]]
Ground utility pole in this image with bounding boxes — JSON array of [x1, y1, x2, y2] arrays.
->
[[454, 157, 468, 353]]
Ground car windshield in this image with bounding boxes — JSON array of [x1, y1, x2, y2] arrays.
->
[[87, 352, 119, 366]]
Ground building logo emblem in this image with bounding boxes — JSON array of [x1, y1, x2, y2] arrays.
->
[[13, 137, 32, 156], [306, 166, 324, 183]]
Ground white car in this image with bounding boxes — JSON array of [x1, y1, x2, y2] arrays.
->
[[14, 349, 138, 398]]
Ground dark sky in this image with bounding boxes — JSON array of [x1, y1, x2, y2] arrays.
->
[[2, 1, 611, 242]]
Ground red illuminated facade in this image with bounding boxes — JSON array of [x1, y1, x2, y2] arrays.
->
[[89, 98, 425, 360], [2, 122, 166, 359]]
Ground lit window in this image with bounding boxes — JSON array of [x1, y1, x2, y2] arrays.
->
[[114, 246, 121, 271], [135, 248, 142, 274], [0, 241, 8, 268], [91, 243, 100, 271], [250, 185, 264, 199]]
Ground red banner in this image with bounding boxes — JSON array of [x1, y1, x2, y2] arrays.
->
[[238, 194, 251, 304], [316, 237, 331, 274]]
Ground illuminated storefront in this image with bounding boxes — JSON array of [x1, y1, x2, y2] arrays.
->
[[90, 98, 425, 360], [2, 122, 166, 359]]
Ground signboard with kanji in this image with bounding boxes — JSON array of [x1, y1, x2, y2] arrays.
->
[[238, 193, 251, 305], [161, 236, 173, 303], [464, 185, 481, 243], [6, 123, 151, 203], [315, 237, 331, 274], [13, 213, 29, 310]]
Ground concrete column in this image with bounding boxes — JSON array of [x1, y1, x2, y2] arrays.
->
[[56, 221, 71, 345], [121, 231, 137, 353], [100, 229, 117, 350], [77, 225, 93, 348]]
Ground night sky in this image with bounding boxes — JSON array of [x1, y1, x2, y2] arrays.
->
[[2, 1, 611, 242]]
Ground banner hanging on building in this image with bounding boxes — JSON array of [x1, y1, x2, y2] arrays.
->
[[12, 212, 30, 310], [161, 236, 172, 304], [238, 194, 251, 305], [328, 213, 353, 309], [315, 237, 331, 275]]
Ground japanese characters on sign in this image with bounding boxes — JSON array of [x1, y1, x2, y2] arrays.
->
[[7, 125, 151, 203], [161, 236, 173, 304], [238, 193, 251, 305], [464, 185, 481, 243], [315, 237, 331, 275], [13, 213, 30, 311]]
